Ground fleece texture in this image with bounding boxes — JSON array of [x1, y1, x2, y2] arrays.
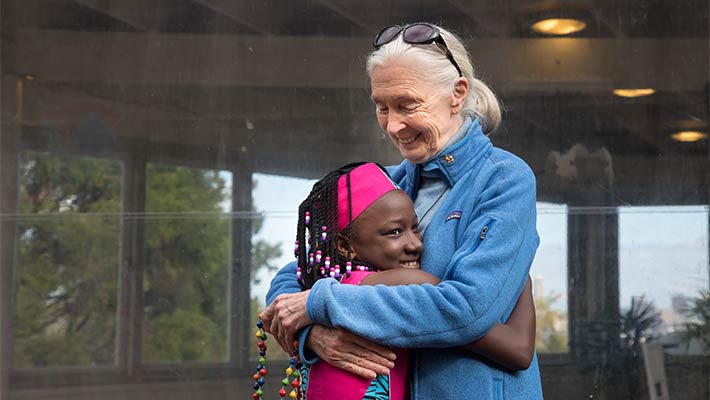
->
[[266, 118, 543, 399]]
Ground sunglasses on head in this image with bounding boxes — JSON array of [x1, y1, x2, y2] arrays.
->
[[373, 23, 463, 78]]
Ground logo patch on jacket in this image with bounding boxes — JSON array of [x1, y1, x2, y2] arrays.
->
[[445, 211, 462, 222]]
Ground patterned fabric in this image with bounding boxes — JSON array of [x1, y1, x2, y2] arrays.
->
[[300, 365, 310, 399], [300, 364, 391, 400], [299, 273, 396, 400], [363, 374, 391, 400]]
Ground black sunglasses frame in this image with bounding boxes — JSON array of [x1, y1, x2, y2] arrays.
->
[[373, 23, 463, 78]]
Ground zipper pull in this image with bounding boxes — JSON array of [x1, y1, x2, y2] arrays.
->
[[480, 225, 489, 240]]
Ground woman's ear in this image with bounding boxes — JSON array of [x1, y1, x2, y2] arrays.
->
[[337, 233, 357, 260], [451, 77, 469, 114]]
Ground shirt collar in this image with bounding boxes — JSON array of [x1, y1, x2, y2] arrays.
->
[[422, 116, 473, 175], [411, 116, 491, 186]]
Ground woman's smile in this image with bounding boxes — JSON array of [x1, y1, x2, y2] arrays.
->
[[371, 61, 462, 164], [398, 133, 421, 145]]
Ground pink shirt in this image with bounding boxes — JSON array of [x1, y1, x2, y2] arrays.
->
[[304, 271, 409, 400]]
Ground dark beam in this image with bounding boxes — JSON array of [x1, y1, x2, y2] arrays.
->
[[315, 0, 379, 34], [71, 0, 155, 31], [7, 32, 707, 92], [190, 0, 272, 35]]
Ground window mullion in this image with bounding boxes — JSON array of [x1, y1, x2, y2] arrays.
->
[[229, 159, 253, 368], [0, 120, 20, 400], [116, 149, 147, 376]]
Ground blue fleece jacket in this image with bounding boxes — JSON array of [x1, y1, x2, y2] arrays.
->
[[266, 118, 543, 399]]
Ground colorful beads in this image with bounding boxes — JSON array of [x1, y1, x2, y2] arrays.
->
[[323, 256, 334, 277], [253, 319, 302, 400], [304, 211, 310, 225], [321, 225, 327, 241]]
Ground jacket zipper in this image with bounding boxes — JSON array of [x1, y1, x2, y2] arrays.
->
[[480, 225, 489, 240]]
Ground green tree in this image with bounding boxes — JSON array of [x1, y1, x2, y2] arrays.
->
[[15, 151, 121, 367], [534, 291, 568, 353], [14, 152, 281, 367], [141, 164, 232, 363]]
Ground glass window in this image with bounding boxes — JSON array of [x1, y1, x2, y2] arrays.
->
[[531, 203, 569, 353], [619, 206, 709, 355], [142, 164, 231, 364], [1, 0, 708, 398], [14, 151, 121, 367]]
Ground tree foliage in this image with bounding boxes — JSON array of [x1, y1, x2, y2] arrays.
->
[[15, 151, 121, 367], [534, 291, 568, 353], [14, 151, 279, 367]]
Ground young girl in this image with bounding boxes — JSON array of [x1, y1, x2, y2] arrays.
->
[[257, 162, 534, 400]]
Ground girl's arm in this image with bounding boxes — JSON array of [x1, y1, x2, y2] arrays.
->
[[461, 276, 534, 370], [360, 270, 535, 371]]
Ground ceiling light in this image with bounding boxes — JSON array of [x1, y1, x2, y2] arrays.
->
[[531, 18, 586, 35], [613, 88, 655, 98], [670, 130, 708, 142]]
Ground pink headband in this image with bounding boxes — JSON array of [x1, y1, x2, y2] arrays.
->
[[337, 163, 399, 231]]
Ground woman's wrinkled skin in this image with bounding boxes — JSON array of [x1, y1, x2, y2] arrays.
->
[[371, 60, 468, 164]]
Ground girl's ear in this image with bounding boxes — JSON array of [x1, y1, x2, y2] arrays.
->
[[337, 233, 357, 260]]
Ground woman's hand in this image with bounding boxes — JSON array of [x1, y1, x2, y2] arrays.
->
[[307, 325, 397, 380], [259, 290, 312, 353]]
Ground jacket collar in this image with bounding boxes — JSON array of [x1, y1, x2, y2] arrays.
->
[[403, 117, 493, 191]]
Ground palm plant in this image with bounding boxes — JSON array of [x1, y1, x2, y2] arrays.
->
[[681, 290, 710, 354]]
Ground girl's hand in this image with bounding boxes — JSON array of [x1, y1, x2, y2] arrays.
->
[[259, 290, 312, 353]]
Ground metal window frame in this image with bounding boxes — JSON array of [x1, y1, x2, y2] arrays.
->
[[1, 136, 255, 392]]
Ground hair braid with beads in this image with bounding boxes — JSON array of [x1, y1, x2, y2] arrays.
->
[[253, 162, 389, 400], [295, 161, 383, 290]]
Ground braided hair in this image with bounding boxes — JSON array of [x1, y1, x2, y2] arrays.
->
[[295, 162, 385, 290]]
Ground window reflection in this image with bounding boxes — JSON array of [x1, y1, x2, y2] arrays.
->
[[142, 164, 231, 364], [1, 0, 708, 398], [14, 151, 120, 367], [619, 206, 709, 356], [531, 203, 569, 353]]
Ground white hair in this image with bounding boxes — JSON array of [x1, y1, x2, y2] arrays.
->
[[366, 24, 501, 134]]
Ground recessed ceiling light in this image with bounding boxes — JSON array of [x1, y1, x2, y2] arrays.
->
[[670, 130, 708, 142], [531, 18, 586, 35], [613, 88, 656, 98]]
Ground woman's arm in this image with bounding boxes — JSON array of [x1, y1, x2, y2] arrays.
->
[[361, 270, 535, 371], [265, 260, 302, 305], [264, 155, 537, 350]]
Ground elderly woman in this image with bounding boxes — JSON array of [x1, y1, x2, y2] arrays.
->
[[261, 22, 543, 399]]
